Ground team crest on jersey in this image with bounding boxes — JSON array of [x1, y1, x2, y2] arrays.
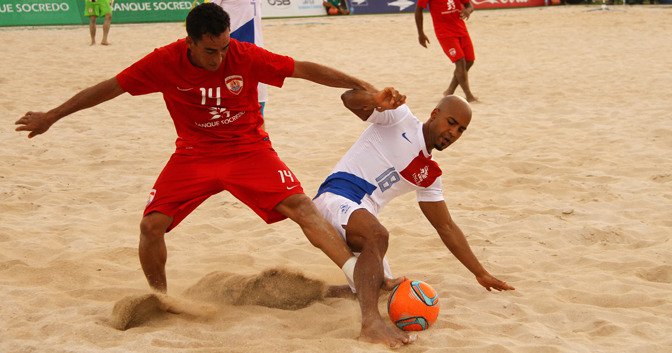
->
[[449, 48, 457, 57], [400, 152, 442, 187], [225, 75, 243, 95]]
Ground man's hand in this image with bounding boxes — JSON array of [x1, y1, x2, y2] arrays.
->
[[476, 273, 515, 291], [460, 7, 473, 20], [418, 33, 430, 48], [374, 87, 406, 111], [15, 112, 57, 138]]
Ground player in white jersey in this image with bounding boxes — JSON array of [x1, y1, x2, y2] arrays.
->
[[315, 88, 514, 347]]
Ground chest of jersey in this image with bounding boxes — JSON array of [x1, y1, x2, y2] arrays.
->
[[337, 118, 442, 201]]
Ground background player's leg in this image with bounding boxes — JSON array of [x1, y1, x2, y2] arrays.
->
[[101, 14, 112, 45], [88, 16, 97, 45], [451, 58, 477, 102]]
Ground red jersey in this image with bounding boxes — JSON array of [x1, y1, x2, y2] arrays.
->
[[417, 0, 470, 38], [116, 38, 294, 156]]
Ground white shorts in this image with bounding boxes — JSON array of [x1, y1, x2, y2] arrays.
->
[[313, 192, 394, 292]]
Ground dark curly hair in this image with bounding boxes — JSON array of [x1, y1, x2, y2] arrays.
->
[[186, 3, 231, 42]]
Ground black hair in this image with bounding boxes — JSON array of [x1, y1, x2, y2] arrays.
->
[[186, 3, 231, 42]]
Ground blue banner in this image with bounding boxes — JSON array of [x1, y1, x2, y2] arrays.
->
[[347, 0, 417, 14]]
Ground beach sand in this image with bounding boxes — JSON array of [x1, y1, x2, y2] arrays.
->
[[1, 5, 671, 352]]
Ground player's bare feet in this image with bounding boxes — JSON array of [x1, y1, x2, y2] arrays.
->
[[359, 317, 417, 348], [466, 95, 479, 102], [90, 41, 96, 46], [101, 41, 111, 46]]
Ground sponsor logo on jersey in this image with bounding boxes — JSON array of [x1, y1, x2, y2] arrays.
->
[[339, 203, 351, 214], [401, 132, 411, 143], [225, 75, 244, 95], [413, 166, 430, 185]]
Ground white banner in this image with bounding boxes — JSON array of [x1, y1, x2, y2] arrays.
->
[[260, 0, 325, 18]]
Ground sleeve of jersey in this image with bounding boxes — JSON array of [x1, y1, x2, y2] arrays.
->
[[415, 177, 445, 202], [249, 46, 294, 88], [367, 104, 412, 126], [115, 49, 163, 96]]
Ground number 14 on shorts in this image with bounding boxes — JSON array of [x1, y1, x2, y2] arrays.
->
[[277, 169, 295, 184]]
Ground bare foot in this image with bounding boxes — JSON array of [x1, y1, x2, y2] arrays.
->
[[359, 317, 417, 348], [466, 95, 479, 102], [443, 89, 455, 96], [90, 41, 96, 46], [101, 41, 111, 46]]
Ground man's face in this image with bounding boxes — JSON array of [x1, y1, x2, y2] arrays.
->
[[428, 109, 470, 152], [186, 30, 231, 72]]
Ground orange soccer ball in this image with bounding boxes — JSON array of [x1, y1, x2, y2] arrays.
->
[[387, 279, 440, 331], [327, 7, 339, 15]]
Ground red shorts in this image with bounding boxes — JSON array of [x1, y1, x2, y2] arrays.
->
[[144, 148, 304, 232], [437, 35, 475, 63]]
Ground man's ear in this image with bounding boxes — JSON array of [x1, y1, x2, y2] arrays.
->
[[185, 36, 193, 46], [428, 108, 440, 122]]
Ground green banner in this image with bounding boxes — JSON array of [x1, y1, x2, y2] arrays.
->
[[0, 0, 82, 26], [0, 0, 203, 27], [89, 0, 198, 24]]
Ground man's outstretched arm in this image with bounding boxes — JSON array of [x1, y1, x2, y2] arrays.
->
[[419, 200, 515, 291], [15, 77, 125, 138], [292, 61, 375, 92]]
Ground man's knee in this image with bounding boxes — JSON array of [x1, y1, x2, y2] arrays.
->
[[350, 222, 389, 253], [139, 213, 171, 240], [366, 224, 390, 249]]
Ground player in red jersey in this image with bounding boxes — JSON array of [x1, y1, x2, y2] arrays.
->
[[15, 4, 413, 347], [415, 0, 478, 102]]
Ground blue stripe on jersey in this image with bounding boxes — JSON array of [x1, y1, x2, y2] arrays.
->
[[315, 171, 377, 204], [231, 19, 255, 44]]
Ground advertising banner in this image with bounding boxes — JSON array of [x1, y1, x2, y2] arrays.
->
[[0, 0, 201, 27], [0, 0, 82, 26], [260, 0, 325, 18], [347, 0, 546, 14], [471, 0, 546, 9], [87, 0, 197, 24], [347, 0, 416, 14]]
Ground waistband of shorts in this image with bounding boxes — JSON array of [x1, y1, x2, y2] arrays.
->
[[314, 171, 376, 204]]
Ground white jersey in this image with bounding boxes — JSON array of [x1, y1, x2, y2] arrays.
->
[[215, 0, 267, 103], [316, 104, 444, 216]]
